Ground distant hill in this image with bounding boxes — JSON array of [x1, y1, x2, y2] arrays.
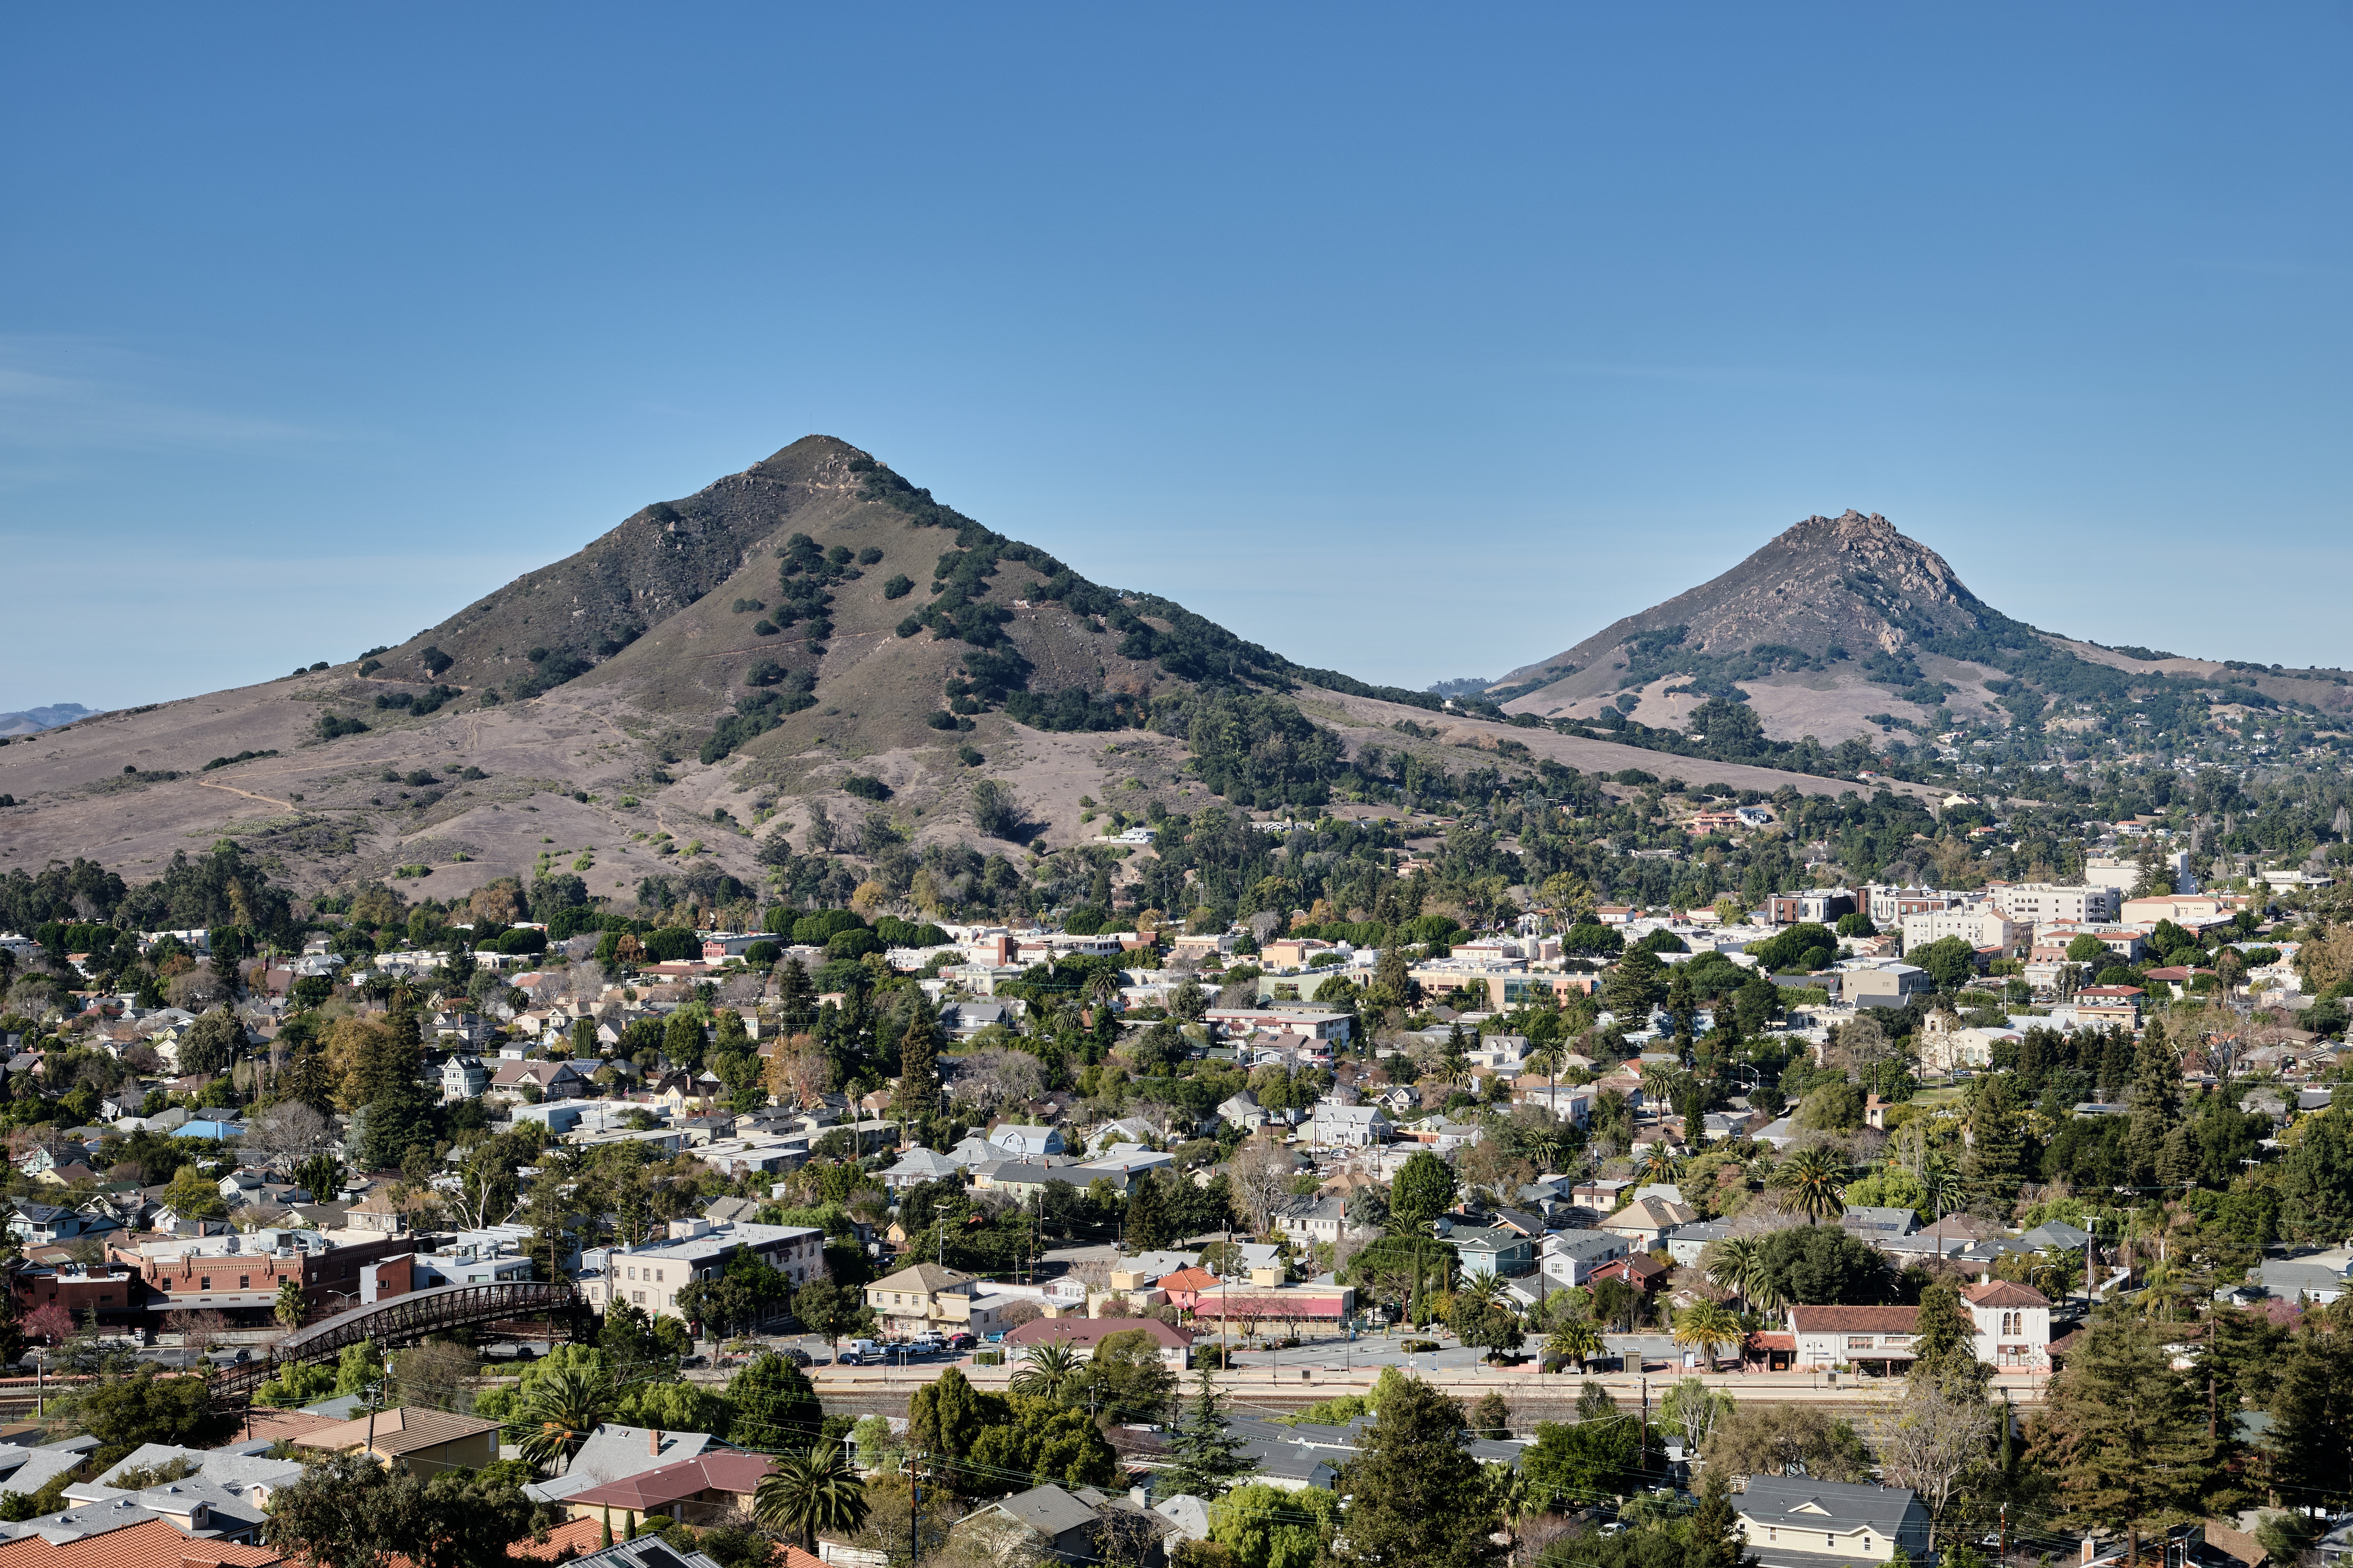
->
[[0, 437, 1443, 905], [0, 704, 98, 737], [1492, 510, 2351, 744]]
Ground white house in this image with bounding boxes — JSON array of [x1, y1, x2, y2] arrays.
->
[[441, 1056, 489, 1102], [1735, 1476, 1931, 1568], [988, 1124, 1066, 1158], [1302, 1103, 1390, 1148]]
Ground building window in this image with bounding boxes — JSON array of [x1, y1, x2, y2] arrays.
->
[[1846, 1337, 1873, 1349], [200, 1277, 210, 1290], [240, 1276, 250, 1290]]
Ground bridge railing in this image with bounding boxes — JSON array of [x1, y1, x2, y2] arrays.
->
[[209, 1280, 587, 1406]]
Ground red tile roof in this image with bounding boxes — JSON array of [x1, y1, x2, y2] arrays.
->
[[0, 1519, 282, 1568], [510, 1518, 608, 1560], [1964, 1279, 2051, 1308], [1790, 1305, 1920, 1333], [563, 1453, 777, 1510]]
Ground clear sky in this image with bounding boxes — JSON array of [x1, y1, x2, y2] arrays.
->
[[4, 5, 2347, 712]]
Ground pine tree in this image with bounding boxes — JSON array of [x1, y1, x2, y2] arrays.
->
[[1160, 1368, 1253, 1500], [893, 998, 941, 1121], [2264, 1324, 2353, 1510], [1604, 947, 1665, 1022], [2028, 1312, 2225, 1564], [1665, 962, 1697, 1040], [1962, 1075, 2026, 1212], [358, 997, 435, 1170], [1368, 940, 1412, 1010], [1125, 1173, 1173, 1252], [2096, 1028, 2133, 1103], [1327, 1375, 1503, 1567], [1910, 1281, 1986, 1393], [2126, 1022, 2181, 1190], [1686, 1468, 1759, 1568], [776, 957, 816, 1028]]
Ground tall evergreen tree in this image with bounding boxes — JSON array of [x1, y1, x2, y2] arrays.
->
[[2126, 1022, 2181, 1191], [1664, 962, 1698, 1041], [2096, 1028, 2133, 1103], [1125, 1172, 1173, 1252], [775, 956, 816, 1027], [1160, 1367, 1254, 1500], [1604, 947, 1666, 1022], [2264, 1323, 2353, 1510], [357, 995, 435, 1170], [1686, 1468, 1760, 1568], [1910, 1281, 1988, 1394], [1963, 1074, 2026, 1213], [893, 995, 941, 1121], [1323, 1375, 1503, 1568], [2028, 1311, 2226, 1564]]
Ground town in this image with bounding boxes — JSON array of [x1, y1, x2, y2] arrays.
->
[[0, 765, 2345, 1568]]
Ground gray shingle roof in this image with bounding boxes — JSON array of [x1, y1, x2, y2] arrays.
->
[[1739, 1475, 1923, 1536], [990, 1482, 1101, 1539]]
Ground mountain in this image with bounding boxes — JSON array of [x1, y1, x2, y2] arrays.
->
[[1491, 510, 2352, 744], [0, 704, 98, 737], [0, 437, 1487, 908]]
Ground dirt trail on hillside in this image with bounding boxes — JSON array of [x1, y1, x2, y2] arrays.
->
[[196, 780, 296, 811]]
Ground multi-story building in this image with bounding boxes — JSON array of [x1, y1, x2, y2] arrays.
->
[[1861, 885, 1967, 928], [1900, 903, 2026, 954], [1987, 882, 2120, 925], [579, 1218, 826, 1323], [1767, 889, 1857, 926]]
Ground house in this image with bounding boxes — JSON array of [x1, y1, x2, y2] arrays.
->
[[1663, 1220, 1733, 1267], [1004, 1317, 1194, 1370], [1538, 1230, 1632, 1288], [290, 1406, 502, 1478], [879, 1147, 966, 1192], [1302, 1103, 1390, 1148], [1790, 1306, 1918, 1374], [1215, 1091, 1267, 1133], [1440, 1224, 1535, 1281], [557, 1452, 778, 1531], [939, 1001, 1015, 1039], [521, 1424, 720, 1509], [951, 1482, 1117, 1565], [1600, 1196, 1697, 1249], [864, 1261, 983, 1337], [1734, 1475, 1931, 1568], [489, 1059, 587, 1102], [1271, 1194, 1349, 1249], [988, 1124, 1067, 1158], [1840, 1207, 1918, 1239], [440, 1056, 489, 1101]]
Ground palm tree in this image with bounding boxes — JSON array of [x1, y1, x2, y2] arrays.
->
[[513, 1360, 619, 1469], [1525, 1042, 1567, 1123], [1673, 1300, 1742, 1372], [1775, 1144, 1849, 1224], [272, 1278, 306, 1331], [1640, 1061, 1679, 1122], [1009, 1340, 1084, 1401], [1638, 1143, 1682, 1185], [1086, 967, 1121, 1012], [1460, 1271, 1512, 1311], [1545, 1320, 1604, 1373], [1705, 1235, 1770, 1311], [753, 1442, 870, 1556], [1921, 1158, 1965, 1256]]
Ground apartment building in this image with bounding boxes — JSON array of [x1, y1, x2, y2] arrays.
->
[[1987, 882, 2119, 924]]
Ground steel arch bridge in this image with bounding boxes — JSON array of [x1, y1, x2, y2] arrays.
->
[[209, 1280, 591, 1409]]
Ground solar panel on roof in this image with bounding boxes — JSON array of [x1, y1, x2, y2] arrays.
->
[[631, 1546, 687, 1568]]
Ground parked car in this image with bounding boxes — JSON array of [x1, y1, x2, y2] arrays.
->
[[945, 1332, 977, 1352], [776, 1347, 814, 1367]]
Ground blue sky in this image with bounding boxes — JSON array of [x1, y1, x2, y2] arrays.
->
[[4, 5, 2348, 711]]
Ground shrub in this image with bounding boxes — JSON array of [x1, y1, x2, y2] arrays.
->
[[314, 713, 369, 741], [970, 779, 1023, 840], [896, 616, 923, 638], [641, 927, 702, 963], [744, 940, 781, 964], [357, 659, 383, 677], [496, 927, 548, 955], [753, 620, 780, 637], [883, 575, 915, 600], [957, 745, 983, 766], [842, 775, 890, 801], [925, 710, 959, 730], [857, 547, 883, 565], [419, 647, 453, 675], [747, 661, 787, 686], [1400, 1339, 1440, 1354]]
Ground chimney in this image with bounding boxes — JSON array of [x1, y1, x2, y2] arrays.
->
[[2082, 1539, 2096, 1566], [650, 1429, 663, 1456]]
